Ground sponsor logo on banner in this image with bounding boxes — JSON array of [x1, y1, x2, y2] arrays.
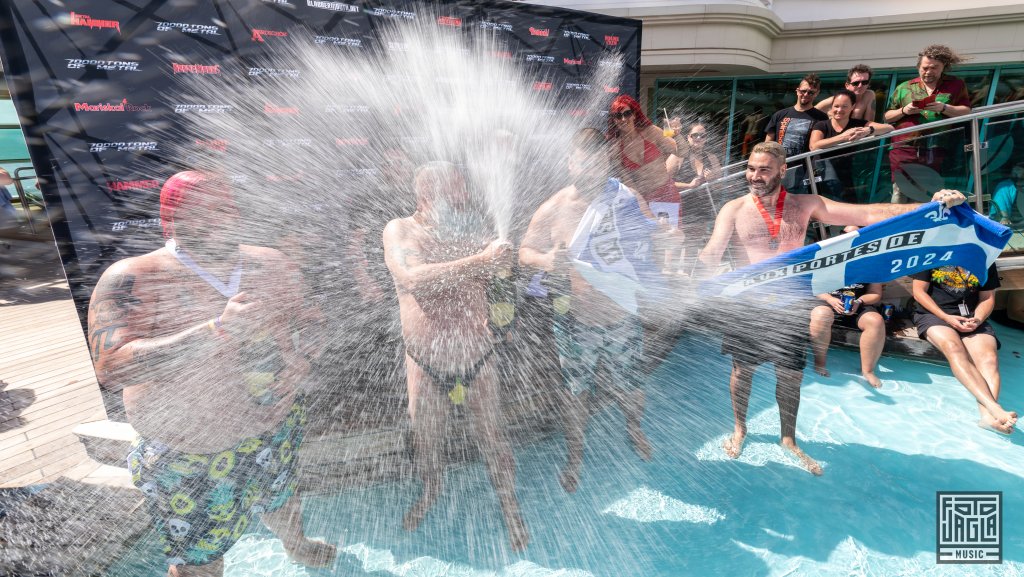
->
[[90, 142, 158, 152], [569, 108, 587, 117], [526, 54, 555, 64], [315, 36, 362, 47], [437, 16, 462, 27], [387, 41, 409, 52], [529, 27, 549, 37], [563, 30, 590, 40], [603, 85, 620, 93], [480, 21, 513, 32], [107, 180, 160, 192], [111, 218, 160, 232], [307, 0, 358, 12], [325, 104, 370, 113], [264, 103, 300, 114], [73, 99, 151, 112], [605, 35, 620, 46], [263, 139, 312, 148], [252, 29, 288, 42], [563, 56, 584, 66], [174, 104, 233, 114], [66, 59, 140, 71], [565, 82, 591, 91], [69, 12, 121, 34], [156, 22, 221, 35], [365, 7, 416, 19], [598, 59, 623, 69], [248, 67, 300, 77], [195, 139, 229, 151], [172, 63, 220, 74], [491, 50, 513, 59], [266, 172, 305, 182], [533, 81, 553, 91], [335, 137, 369, 146], [263, 0, 294, 5]]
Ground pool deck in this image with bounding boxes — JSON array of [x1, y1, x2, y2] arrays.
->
[[0, 237, 127, 488]]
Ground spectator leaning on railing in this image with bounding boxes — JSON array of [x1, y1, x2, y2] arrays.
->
[[884, 44, 972, 204]]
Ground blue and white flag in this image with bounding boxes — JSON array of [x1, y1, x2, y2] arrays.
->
[[700, 203, 1011, 303], [569, 178, 666, 314]]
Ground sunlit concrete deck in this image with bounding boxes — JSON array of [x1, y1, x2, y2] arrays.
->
[[0, 237, 128, 488]]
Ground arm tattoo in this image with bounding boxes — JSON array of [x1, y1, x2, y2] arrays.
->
[[88, 274, 141, 361]]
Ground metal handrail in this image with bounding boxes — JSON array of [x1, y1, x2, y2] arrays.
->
[[716, 99, 1024, 175]]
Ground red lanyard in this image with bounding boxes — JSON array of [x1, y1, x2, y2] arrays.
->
[[752, 189, 787, 241]]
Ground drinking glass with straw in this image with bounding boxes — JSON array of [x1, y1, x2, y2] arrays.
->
[[661, 108, 675, 138]]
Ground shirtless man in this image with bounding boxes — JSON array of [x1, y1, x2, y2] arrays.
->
[[698, 141, 970, 475], [519, 129, 654, 493], [87, 171, 335, 577], [815, 64, 877, 121], [383, 162, 528, 551]]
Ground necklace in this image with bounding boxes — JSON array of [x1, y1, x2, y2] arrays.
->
[[751, 189, 787, 250], [166, 239, 243, 298]]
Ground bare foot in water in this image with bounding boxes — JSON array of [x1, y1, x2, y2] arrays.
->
[[723, 432, 744, 459], [978, 415, 1015, 435], [813, 363, 830, 378], [863, 371, 882, 389], [283, 538, 337, 568], [781, 439, 822, 476], [403, 486, 440, 531], [628, 425, 653, 461]]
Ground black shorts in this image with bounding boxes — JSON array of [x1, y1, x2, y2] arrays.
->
[[914, 312, 1001, 349], [720, 302, 813, 371], [835, 304, 882, 329]]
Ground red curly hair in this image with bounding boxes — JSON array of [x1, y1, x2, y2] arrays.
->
[[607, 94, 653, 139]]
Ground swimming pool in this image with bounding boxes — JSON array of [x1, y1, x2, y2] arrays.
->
[[109, 322, 1024, 577]]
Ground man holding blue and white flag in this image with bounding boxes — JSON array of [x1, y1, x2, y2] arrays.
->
[[520, 129, 663, 493], [697, 141, 970, 475]]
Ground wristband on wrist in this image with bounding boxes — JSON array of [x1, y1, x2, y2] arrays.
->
[[868, 125, 875, 135], [208, 316, 227, 337]]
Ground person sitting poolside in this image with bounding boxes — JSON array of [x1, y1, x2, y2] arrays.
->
[[809, 281, 886, 388], [911, 264, 1018, 434]]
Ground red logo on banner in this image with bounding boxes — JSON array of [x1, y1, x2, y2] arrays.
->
[[529, 27, 549, 37], [437, 16, 462, 27], [563, 56, 584, 66], [569, 108, 587, 117], [252, 29, 288, 42], [264, 103, 300, 114], [603, 85, 620, 93], [533, 81, 553, 91], [195, 139, 229, 151], [69, 12, 121, 34], [491, 50, 513, 59], [172, 63, 220, 74], [107, 180, 161, 191], [335, 138, 369, 146], [605, 35, 620, 46], [73, 98, 151, 112]]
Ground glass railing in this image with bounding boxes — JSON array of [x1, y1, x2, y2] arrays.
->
[[685, 100, 1024, 260]]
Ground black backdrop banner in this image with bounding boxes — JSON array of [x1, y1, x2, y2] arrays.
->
[[0, 0, 641, 327]]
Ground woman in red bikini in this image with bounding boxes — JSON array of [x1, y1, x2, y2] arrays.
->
[[606, 95, 679, 271]]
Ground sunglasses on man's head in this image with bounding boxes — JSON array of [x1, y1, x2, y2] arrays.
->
[[848, 80, 871, 87], [610, 110, 634, 120]]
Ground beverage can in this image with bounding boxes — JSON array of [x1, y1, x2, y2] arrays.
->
[[882, 304, 894, 322], [841, 293, 855, 314]]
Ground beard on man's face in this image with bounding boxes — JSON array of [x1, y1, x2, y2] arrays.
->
[[748, 172, 783, 197]]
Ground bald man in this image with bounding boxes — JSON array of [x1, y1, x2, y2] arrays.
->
[[88, 171, 334, 576]]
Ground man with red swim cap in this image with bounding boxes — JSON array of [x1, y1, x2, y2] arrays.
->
[[88, 171, 335, 576]]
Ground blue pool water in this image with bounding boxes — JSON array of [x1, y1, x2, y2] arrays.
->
[[116, 323, 1024, 577]]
